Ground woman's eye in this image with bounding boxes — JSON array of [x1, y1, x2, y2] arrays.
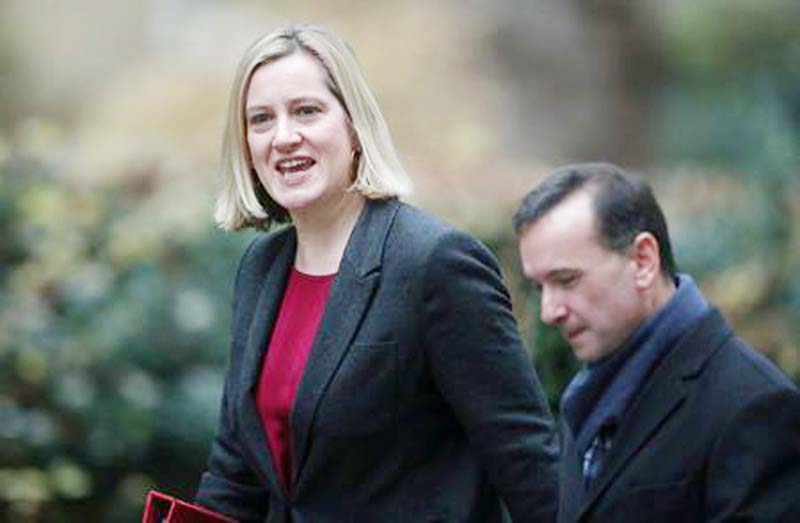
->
[[295, 105, 320, 117], [249, 113, 272, 126]]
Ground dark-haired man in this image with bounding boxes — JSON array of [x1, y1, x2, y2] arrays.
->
[[514, 163, 800, 522]]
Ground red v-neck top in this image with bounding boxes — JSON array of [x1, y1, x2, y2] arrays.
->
[[256, 267, 335, 492]]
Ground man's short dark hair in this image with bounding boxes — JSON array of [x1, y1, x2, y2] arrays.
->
[[513, 162, 677, 279]]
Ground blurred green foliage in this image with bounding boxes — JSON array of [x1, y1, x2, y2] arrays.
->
[[654, 0, 800, 371], [0, 153, 254, 520]]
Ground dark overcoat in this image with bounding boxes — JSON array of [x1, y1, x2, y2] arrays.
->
[[558, 309, 800, 522]]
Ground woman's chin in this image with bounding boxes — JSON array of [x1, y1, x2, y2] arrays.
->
[[271, 190, 319, 214]]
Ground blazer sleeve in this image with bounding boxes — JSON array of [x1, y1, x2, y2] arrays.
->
[[422, 229, 560, 522], [195, 374, 270, 522], [195, 237, 270, 522], [706, 387, 800, 521]]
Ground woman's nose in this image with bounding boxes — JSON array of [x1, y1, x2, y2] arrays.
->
[[272, 118, 302, 151]]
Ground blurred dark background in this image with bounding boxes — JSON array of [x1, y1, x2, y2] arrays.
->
[[1, 0, 798, 520]]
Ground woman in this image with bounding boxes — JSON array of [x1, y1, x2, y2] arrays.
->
[[195, 24, 558, 522]]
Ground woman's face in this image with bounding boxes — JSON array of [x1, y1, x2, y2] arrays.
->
[[245, 51, 356, 218]]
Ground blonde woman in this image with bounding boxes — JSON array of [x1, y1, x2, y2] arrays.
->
[[195, 24, 558, 522]]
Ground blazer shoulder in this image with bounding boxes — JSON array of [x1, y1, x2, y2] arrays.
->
[[393, 201, 452, 236], [389, 201, 493, 259], [229, 225, 294, 315], [236, 226, 293, 275], [243, 225, 293, 261]]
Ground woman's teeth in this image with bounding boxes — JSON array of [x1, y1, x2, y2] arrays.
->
[[277, 158, 314, 173]]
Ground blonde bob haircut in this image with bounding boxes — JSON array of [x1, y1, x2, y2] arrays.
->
[[215, 23, 413, 231]]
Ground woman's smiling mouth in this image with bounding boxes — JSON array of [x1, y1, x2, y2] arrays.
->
[[276, 157, 315, 174]]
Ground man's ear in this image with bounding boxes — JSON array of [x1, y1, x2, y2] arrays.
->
[[631, 231, 661, 289]]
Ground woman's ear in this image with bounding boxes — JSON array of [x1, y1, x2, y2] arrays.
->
[[631, 231, 661, 290]]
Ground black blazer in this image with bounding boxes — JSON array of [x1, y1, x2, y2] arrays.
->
[[196, 199, 559, 522], [558, 309, 800, 522]]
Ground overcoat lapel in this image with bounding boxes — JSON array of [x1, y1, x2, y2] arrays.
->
[[576, 368, 687, 520], [574, 310, 732, 521], [559, 422, 585, 520], [240, 230, 296, 497], [290, 199, 400, 490]]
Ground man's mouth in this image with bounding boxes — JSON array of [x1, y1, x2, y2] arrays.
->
[[565, 327, 586, 341]]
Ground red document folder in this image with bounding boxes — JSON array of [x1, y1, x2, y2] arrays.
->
[[142, 490, 237, 522]]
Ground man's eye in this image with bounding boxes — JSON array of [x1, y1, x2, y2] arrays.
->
[[556, 274, 578, 287]]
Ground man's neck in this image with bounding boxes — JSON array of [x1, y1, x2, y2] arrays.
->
[[645, 274, 677, 319]]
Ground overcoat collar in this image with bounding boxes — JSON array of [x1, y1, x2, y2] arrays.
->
[[238, 198, 400, 498], [572, 309, 734, 521]]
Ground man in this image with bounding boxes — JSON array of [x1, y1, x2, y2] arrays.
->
[[514, 163, 800, 522]]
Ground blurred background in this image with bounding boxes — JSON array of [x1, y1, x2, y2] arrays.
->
[[1, 0, 798, 520]]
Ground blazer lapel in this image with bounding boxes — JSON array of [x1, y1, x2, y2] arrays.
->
[[239, 230, 296, 496], [575, 309, 733, 521], [290, 199, 400, 490]]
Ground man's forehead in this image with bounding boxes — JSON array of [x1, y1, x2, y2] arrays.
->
[[519, 194, 613, 275], [531, 191, 597, 242]]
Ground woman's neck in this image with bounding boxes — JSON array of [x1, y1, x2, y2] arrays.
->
[[291, 193, 366, 276]]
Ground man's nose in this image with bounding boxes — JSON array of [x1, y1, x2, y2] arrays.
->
[[540, 288, 567, 326]]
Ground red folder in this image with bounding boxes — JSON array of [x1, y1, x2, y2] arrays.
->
[[142, 490, 237, 522]]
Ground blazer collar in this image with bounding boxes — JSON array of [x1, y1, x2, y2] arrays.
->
[[340, 198, 399, 278], [575, 308, 734, 520], [240, 198, 399, 390], [290, 198, 400, 494], [241, 229, 296, 391], [238, 199, 401, 498], [240, 228, 296, 496]]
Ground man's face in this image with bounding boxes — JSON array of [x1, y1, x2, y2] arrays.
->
[[518, 190, 647, 363]]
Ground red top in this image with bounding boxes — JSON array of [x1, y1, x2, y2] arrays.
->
[[256, 268, 335, 492]]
